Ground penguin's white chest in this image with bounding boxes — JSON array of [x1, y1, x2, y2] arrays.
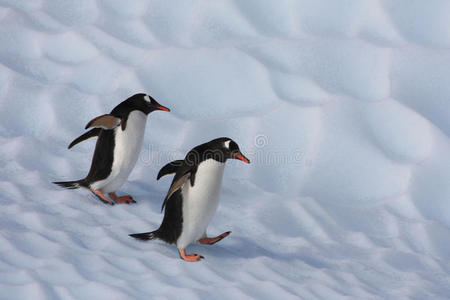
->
[[177, 159, 225, 249], [101, 111, 147, 193]]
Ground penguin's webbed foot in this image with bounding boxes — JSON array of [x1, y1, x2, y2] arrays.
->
[[178, 248, 204, 262], [92, 190, 115, 205], [115, 195, 135, 204], [199, 231, 231, 245], [108, 192, 136, 204]]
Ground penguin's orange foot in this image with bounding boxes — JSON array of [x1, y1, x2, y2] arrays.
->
[[114, 195, 135, 204], [178, 248, 204, 262], [199, 231, 231, 245], [92, 190, 114, 205], [108, 192, 136, 204]]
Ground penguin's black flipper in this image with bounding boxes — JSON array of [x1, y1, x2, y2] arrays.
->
[[68, 128, 102, 149], [129, 231, 158, 240], [157, 160, 184, 180], [161, 166, 197, 212]]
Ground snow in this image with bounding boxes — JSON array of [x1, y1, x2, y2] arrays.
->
[[0, 0, 450, 299]]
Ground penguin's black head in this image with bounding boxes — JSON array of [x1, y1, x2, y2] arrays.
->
[[128, 93, 170, 115], [205, 137, 250, 164]]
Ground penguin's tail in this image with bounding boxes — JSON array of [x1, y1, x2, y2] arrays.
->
[[129, 231, 158, 241], [53, 179, 86, 189]]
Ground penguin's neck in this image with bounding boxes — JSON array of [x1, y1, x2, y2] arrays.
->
[[123, 110, 147, 133]]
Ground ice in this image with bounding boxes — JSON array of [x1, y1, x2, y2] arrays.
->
[[82, 27, 149, 66], [270, 73, 331, 105], [0, 23, 41, 60], [191, 1, 259, 46], [250, 102, 320, 195], [42, 0, 98, 27], [246, 38, 391, 101], [382, 0, 450, 48], [99, 18, 159, 48], [392, 47, 450, 135], [361, 100, 433, 163], [138, 47, 277, 119], [303, 100, 411, 207], [411, 140, 450, 227], [99, 0, 148, 19], [0, 0, 42, 11], [144, 0, 198, 46], [296, 0, 403, 45], [234, 0, 302, 38], [71, 56, 124, 94], [1, 0, 450, 299], [43, 32, 98, 64], [297, 0, 366, 38]]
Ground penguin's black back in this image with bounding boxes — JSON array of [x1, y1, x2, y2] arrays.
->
[[154, 189, 184, 244], [84, 129, 116, 185]]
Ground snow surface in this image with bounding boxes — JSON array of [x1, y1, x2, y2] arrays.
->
[[0, 0, 450, 299]]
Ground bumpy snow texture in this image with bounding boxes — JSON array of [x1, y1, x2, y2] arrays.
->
[[0, 1, 450, 299]]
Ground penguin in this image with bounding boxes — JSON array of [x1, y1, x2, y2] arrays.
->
[[53, 93, 170, 205], [129, 137, 250, 262]]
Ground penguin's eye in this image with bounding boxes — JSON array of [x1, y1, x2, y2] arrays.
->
[[224, 140, 231, 149], [143, 95, 151, 103]]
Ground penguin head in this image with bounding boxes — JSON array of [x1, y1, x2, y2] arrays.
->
[[127, 93, 171, 115], [206, 137, 250, 164]]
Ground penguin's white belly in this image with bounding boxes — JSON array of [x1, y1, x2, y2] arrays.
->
[[176, 159, 225, 249], [95, 111, 147, 193]]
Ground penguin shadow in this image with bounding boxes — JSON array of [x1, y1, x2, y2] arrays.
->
[[179, 229, 331, 269], [184, 235, 283, 261], [203, 239, 331, 271]]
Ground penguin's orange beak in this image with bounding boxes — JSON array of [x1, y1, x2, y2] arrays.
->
[[156, 105, 170, 112], [232, 152, 250, 164]]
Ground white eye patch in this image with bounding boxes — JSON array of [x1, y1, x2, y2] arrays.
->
[[224, 140, 231, 149], [144, 95, 151, 103]]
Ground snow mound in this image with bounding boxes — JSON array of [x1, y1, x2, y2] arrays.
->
[[1, 0, 450, 299]]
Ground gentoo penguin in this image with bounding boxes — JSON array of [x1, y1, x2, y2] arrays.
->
[[53, 93, 170, 205], [129, 137, 250, 262]]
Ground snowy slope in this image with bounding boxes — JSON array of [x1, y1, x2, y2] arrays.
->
[[1, 0, 450, 299]]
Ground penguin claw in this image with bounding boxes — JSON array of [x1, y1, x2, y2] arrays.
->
[[98, 198, 114, 205], [183, 254, 204, 262], [178, 249, 204, 262], [114, 196, 135, 204], [105, 200, 115, 206], [92, 190, 115, 205]]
